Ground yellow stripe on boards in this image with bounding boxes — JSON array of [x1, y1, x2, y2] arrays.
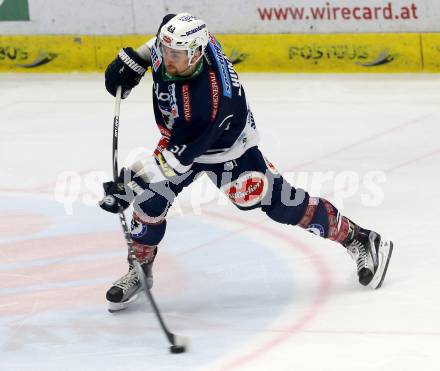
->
[[216, 34, 422, 72], [0, 33, 434, 73], [421, 33, 440, 72]]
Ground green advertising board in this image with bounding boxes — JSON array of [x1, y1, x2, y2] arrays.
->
[[0, 0, 30, 21]]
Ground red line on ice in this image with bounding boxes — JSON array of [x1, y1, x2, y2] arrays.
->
[[203, 209, 332, 371]]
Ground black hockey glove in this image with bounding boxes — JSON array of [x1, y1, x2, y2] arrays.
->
[[99, 168, 146, 214], [105, 47, 150, 99]]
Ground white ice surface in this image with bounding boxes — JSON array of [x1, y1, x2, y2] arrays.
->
[[1, 73, 440, 371]]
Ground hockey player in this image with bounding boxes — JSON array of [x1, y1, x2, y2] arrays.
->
[[100, 13, 393, 312]]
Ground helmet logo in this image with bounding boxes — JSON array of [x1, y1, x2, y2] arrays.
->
[[179, 15, 197, 22], [188, 40, 198, 50], [167, 25, 175, 33], [163, 35, 172, 45], [185, 23, 206, 36]]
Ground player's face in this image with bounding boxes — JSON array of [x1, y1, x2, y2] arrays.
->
[[161, 45, 190, 76]]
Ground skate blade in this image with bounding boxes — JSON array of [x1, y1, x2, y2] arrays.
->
[[108, 293, 140, 313], [369, 240, 393, 289]]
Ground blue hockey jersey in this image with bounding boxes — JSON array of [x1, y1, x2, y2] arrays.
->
[[149, 30, 259, 178]]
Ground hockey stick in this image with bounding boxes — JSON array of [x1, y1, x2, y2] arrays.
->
[[112, 86, 189, 353]]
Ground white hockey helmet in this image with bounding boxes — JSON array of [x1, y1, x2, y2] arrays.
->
[[158, 13, 209, 66]]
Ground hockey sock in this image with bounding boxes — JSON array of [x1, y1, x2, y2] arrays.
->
[[128, 212, 166, 264], [297, 197, 352, 244]]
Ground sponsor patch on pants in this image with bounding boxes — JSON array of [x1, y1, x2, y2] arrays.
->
[[221, 171, 268, 208]]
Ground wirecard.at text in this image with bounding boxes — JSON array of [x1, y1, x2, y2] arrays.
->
[[257, 2, 418, 22]]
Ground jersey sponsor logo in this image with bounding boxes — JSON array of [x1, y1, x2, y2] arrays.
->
[[221, 172, 269, 208], [157, 124, 171, 138], [168, 83, 179, 119], [151, 44, 162, 72], [154, 82, 179, 129], [226, 58, 241, 91], [181, 84, 192, 122], [208, 33, 232, 98], [208, 71, 219, 122], [154, 82, 171, 102]]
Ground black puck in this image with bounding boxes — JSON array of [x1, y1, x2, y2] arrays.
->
[[169, 345, 186, 354]]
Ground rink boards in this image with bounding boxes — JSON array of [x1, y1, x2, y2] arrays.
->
[[1, 33, 440, 73]]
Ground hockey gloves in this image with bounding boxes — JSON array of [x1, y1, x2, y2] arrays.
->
[[99, 168, 146, 214], [105, 47, 150, 99]]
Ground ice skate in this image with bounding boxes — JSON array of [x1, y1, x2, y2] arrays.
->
[[344, 227, 393, 289], [106, 262, 154, 313]]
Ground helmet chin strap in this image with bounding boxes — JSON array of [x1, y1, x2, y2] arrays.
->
[[187, 53, 203, 67], [186, 45, 204, 68]]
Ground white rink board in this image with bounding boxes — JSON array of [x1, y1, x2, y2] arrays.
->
[[1, 0, 440, 34]]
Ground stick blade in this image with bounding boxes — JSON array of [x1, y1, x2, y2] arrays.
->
[[174, 335, 191, 352]]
